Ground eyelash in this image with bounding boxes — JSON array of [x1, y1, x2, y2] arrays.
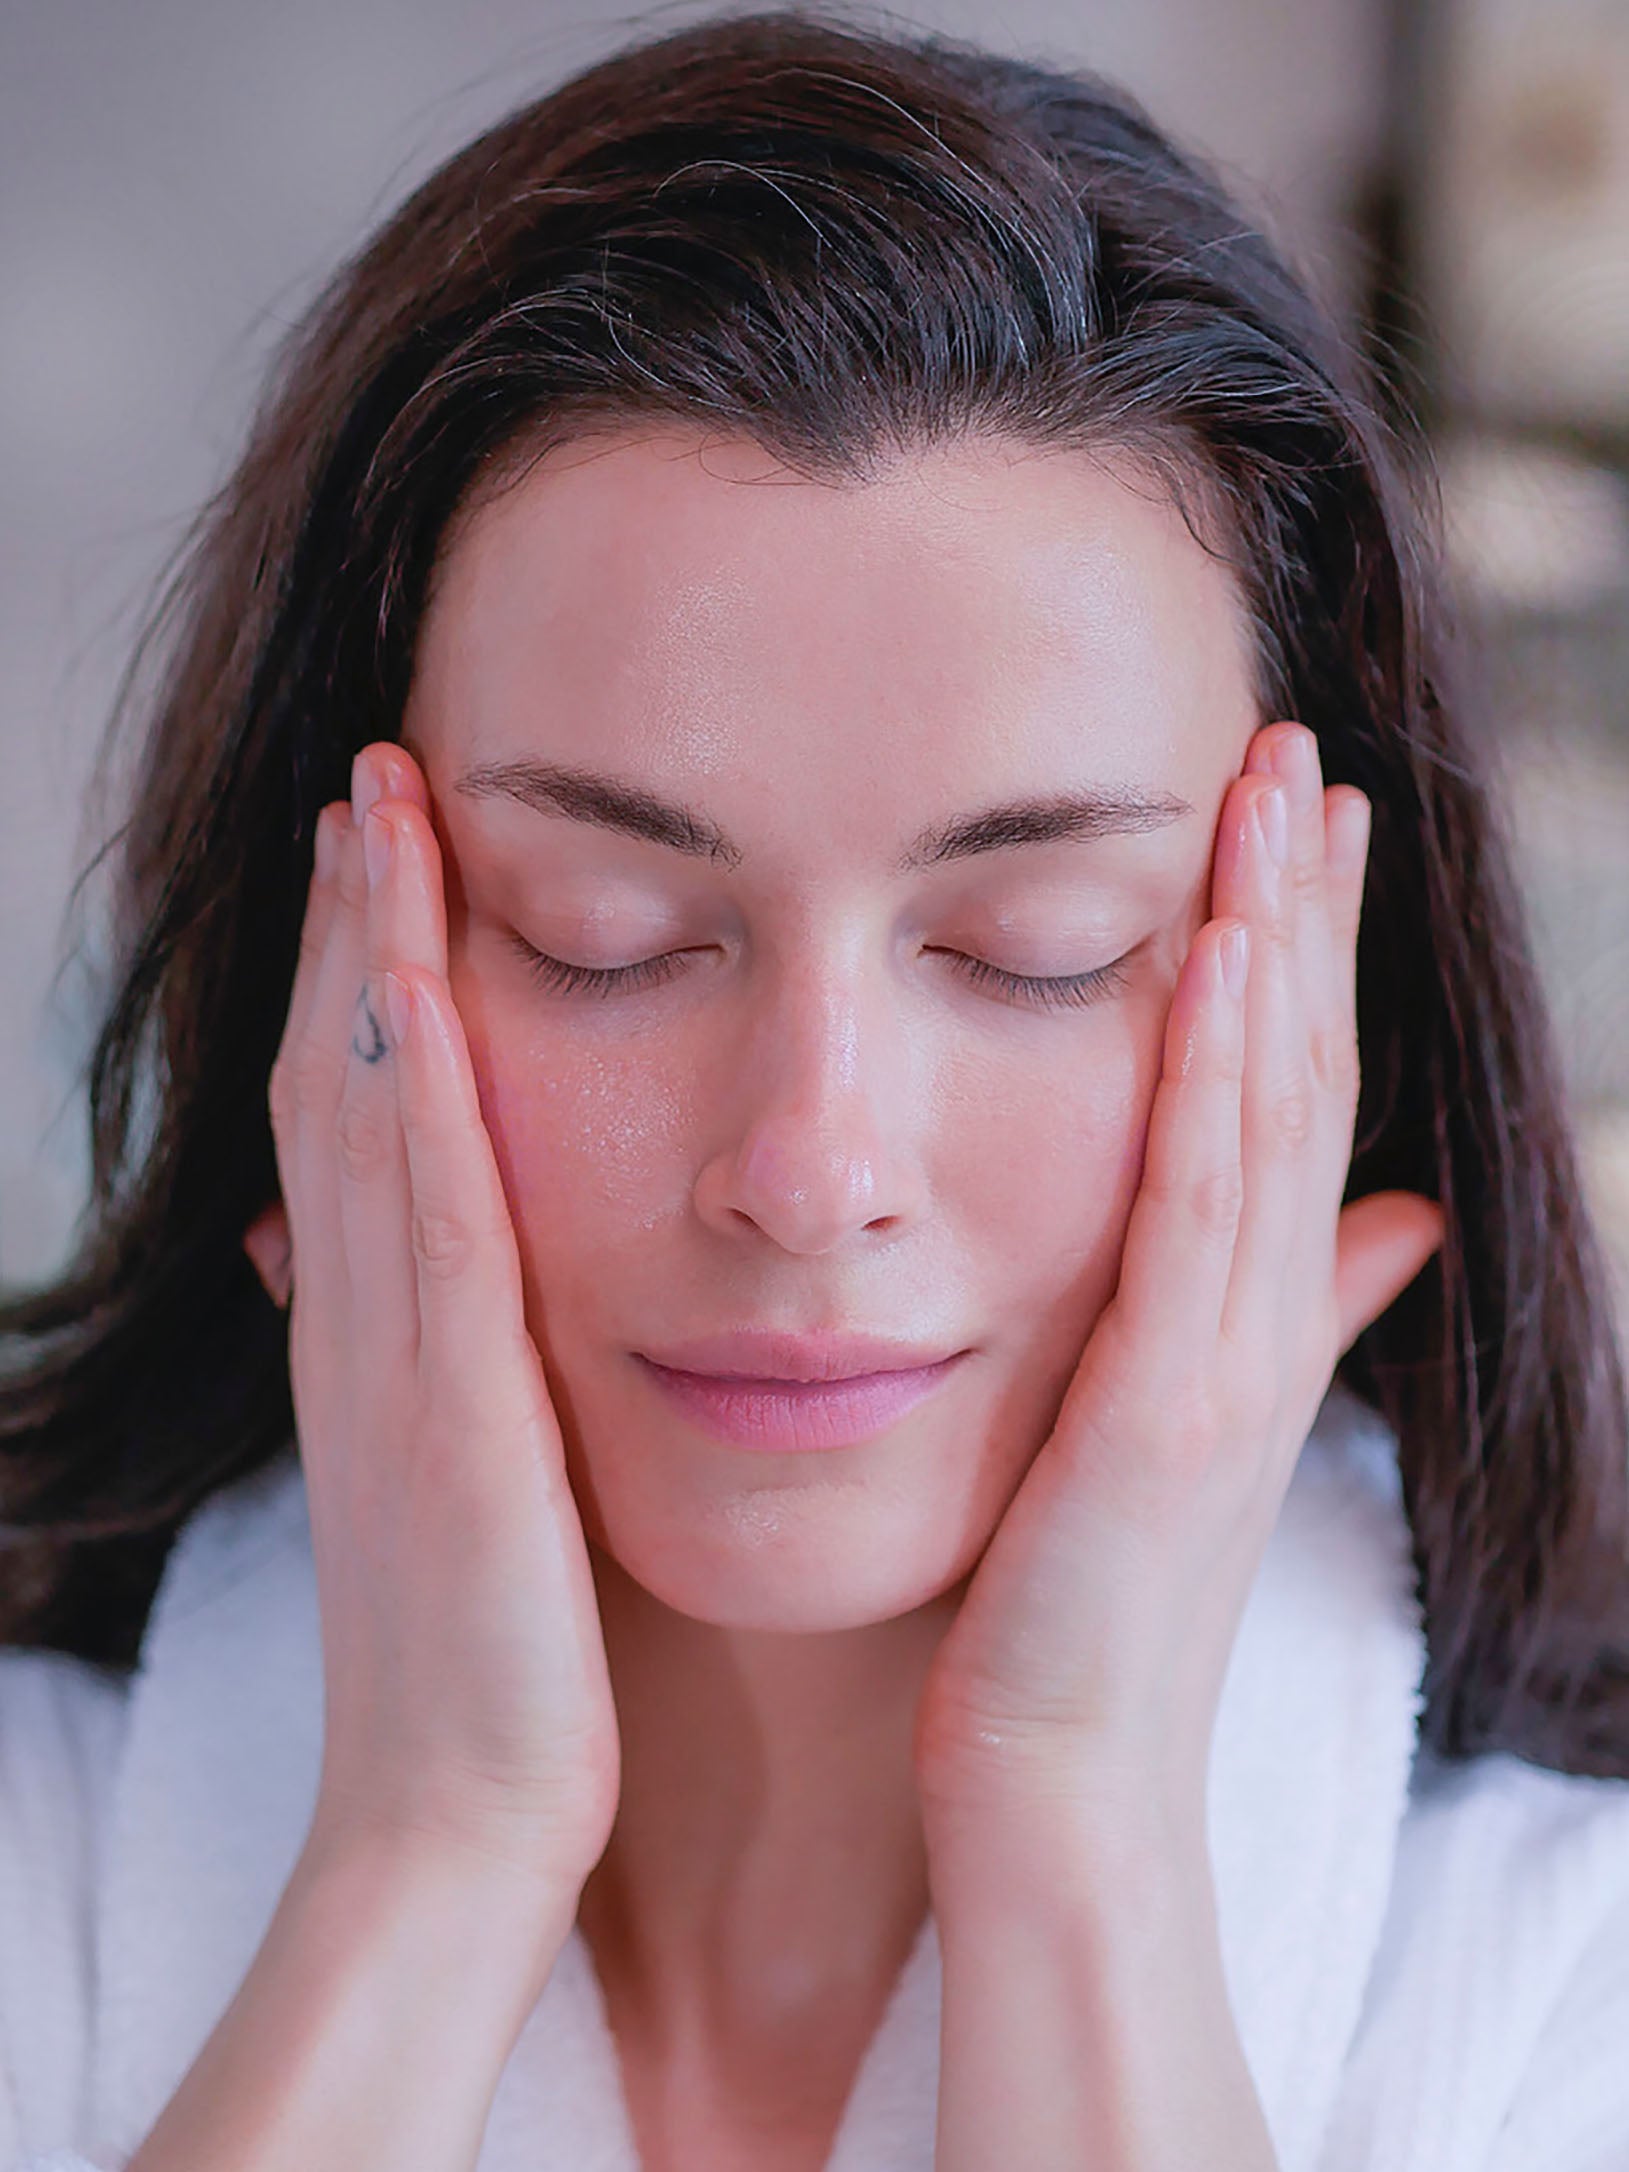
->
[[506, 938, 1132, 1013]]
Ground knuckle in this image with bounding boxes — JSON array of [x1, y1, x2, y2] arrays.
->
[[1189, 1162, 1245, 1235], [1138, 1144, 1185, 1211], [267, 1059, 294, 1135], [1265, 910, 1298, 958], [1289, 853, 1325, 908], [295, 913, 328, 976], [1142, 1385, 1227, 1491], [411, 1204, 477, 1280], [334, 1092, 393, 1181], [1310, 1021, 1360, 1099], [1267, 1076, 1317, 1155], [1174, 1393, 1225, 1470], [333, 829, 368, 908], [272, 1047, 337, 1129]]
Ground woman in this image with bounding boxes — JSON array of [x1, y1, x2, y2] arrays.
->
[[3, 10, 1628, 2170]]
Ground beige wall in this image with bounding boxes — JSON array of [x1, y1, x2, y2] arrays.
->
[[0, 0, 1386, 1285]]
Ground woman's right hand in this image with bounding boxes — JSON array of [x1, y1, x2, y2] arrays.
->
[[253, 741, 621, 1900]]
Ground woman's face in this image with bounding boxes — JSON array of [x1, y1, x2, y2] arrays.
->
[[402, 427, 1262, 1631]]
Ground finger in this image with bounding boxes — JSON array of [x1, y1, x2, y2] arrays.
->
[[274, 808, 373, 1348], [1245, 729, 1368, 1340], [265, 801, 345, 1298], [287, 806, 373, 1163], [1250, 725, 1359, 1122], [1324, 785, 1371, 1050], [1109, 915, 1250, 1371], [1334, 1190, 1444, 1355], [387, 964, 538, 1413], [354, 739, 432, 819], [276, 802, 349, 1070], [244, 1200, 293, 1308], [1219, 775, 1317, 1353], [332, 772, 441, 1367], [365, 800, 450, 974]]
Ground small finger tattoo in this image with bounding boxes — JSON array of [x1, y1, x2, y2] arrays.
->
[[351, 985, 388, 1064]]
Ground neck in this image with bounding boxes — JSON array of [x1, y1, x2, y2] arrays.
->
[[576, 1539, 961, 2058]]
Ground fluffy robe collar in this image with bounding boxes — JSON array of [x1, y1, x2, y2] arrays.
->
[[88, 1379, 1427, 2170]]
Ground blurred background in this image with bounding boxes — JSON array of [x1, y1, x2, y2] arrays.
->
[[2, 0, 1627, 1336]]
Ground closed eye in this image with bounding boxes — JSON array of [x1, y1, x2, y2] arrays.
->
[[949, 950, 1132, 1010], [505, 937, 1133, 1012]]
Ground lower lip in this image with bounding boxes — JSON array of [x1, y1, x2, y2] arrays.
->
[[634, 1353, 967, 1451]]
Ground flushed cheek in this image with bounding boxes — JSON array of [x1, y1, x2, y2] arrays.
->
[[465, 1024, 693, 1269], [947, 1028, 1162, 1471], [937, 1012, 1155, 1298]]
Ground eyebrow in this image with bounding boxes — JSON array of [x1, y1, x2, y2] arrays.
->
[[454, 758, 1193, 873]]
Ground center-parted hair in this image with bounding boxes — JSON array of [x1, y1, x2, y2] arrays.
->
[[3, 4, 1627, 1776]]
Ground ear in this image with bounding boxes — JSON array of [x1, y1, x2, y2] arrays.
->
[[243, 1200, 293, 1309]]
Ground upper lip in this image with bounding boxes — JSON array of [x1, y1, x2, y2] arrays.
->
[[637, 1331, 969, 1383]]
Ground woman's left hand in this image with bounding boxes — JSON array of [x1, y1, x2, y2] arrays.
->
[[913, 720, 1445, 1853]]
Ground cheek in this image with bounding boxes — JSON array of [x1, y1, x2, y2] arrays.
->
[[940, 1000, 1168, 1481], [444, 956, 688, 1290], [953, 1014, 1160, 1325], [450, 950, 1167, 1333]]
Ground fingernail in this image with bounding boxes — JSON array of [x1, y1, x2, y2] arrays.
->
[[1269, 727, 1314, 793], [351, 753, 381, 827], [314, 807, 339, 882], [1335, 792, 1372, 873], [363, 806, 391, 891], [384, 970, 413, 1046], [1259, 784, 1289, 867], [1221, 923, 1250, 1000]]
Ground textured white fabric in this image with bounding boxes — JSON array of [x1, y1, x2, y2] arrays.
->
[[12, 2158, 117, 2172], [3, 1380, 1629, 2170], [0, 1651, 129, 2172]]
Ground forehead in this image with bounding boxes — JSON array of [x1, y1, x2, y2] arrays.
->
[[405, 427, 1260, 818]]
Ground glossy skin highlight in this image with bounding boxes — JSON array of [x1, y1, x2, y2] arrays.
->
[[402, 429, 1264, 1637]]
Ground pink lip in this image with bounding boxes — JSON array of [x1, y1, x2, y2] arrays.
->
[[634, 1352, 968, 1451], [639, 1328, 965, 1383]]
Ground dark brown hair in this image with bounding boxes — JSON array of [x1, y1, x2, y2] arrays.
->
[[4, 5, 1627, 1775]]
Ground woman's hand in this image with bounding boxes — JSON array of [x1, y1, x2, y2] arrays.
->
[[912, 720, 1444, 1854], [248, 742, 621, 1899]]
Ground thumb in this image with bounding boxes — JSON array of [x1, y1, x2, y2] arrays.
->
[[244, 1199, 293, 1309], [1334, 1190, 1445, 1356]]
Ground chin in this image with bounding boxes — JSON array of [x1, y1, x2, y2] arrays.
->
[[588, 1491, 981, 1633]]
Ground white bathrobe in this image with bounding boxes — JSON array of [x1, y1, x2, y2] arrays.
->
[[4, 1379, 1629, 2171]]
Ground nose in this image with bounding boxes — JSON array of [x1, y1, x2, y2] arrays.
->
[[691, 957, 930, 1255]]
